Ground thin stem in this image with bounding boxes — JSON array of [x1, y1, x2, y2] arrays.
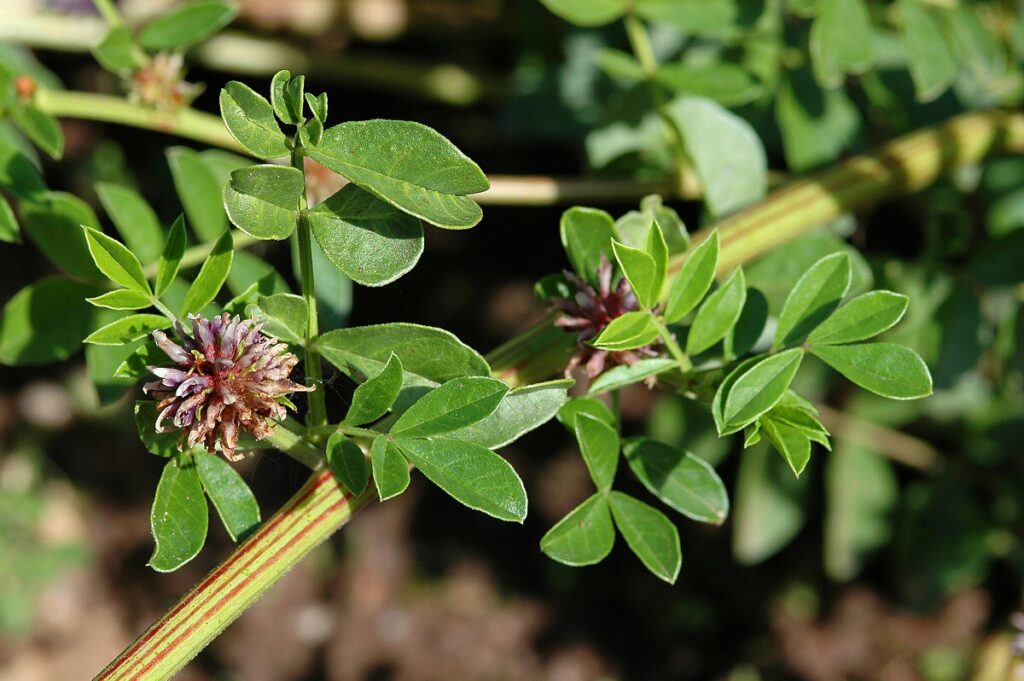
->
[[91, 0, 122, 25], [142, 230, 258, 278], [305, 424, 379, 441], [152, 299, 177, 323], [624, 13, 659, 79], [649, 314, 692, 372], [292, 147, 327, 429]]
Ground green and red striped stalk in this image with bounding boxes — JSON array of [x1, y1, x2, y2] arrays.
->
[[91, 108, 1024, 679]]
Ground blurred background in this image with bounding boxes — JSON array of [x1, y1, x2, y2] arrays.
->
[[2, 0, 1024, 679]]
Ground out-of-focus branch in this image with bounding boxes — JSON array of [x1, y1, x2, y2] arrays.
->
[[816, 404, 943, 472]]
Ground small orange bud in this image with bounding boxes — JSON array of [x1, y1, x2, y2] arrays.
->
[[14, 75, 36, 100]]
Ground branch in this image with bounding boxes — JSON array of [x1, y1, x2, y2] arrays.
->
[[488, 109, 1024, 384], [816, 404, 943, 472]]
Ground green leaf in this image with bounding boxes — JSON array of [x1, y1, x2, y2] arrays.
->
[[21, 192, 103, 281], [761, 417, 812, 477], [85, 314, 171, 346], [83, 227, 151, 295], [139, 0, 238, 50], [588, 357, 676, 395], [539, 0, 628, 26], [540, 494, 615, 566], [574, 413, 619, 491], [611, 240, 659, 309], [96, 183, 164, 265], [646, 213, 668, 294], [391, 376, 508, 438], [808, 291, 909, 346], [223, 165, 303, 240], [149, 457, 208, 572], [270, 70, 305, 125], [87, 289, 153, 311], [635, 0, 747, 37], [306, 120, 488, 229], [309, 184, 424, 286], [327, 431, 369, 495], [11, 105, 63, 160], [608, 491, 681, 584], [615, 195, 689, 255], [664, 230, 719, 323], [711, 356, 761, 432], [370, 436, 410, 501], [0, 277, 99, 365], [776, 68, 861, 171], [156, 216, 187, 298], [0, 194, 17, 243], [623, 437, 728, 524], [810, 343, 933, 399], [317, 323, 489, 410], [345, 353, 404, 426], [219, 81, 290, 160], [942, 5, 1005, 84], [395, 438, 527, 522], [664, 96, 766, 216], [733, 444, 808, 564], [759, 393, 830, 477], [590, 311, 660, 351], [134, 401, 179, 457], [252, 293, 307, 344], [686, 267, 746, 355], [595, 48, 645, 83], [824, 442, 897, 581], [118, 342, 162, 379], [774, 252, 851, 348], [0, 133, 45, 200], [86, 319, 141, 404], [181, 230, 233, 316], [93, 25, 143, 72], [721, 349, 804, 434], [727, 288, 768, 358], [654, 63, 762, 106], [557, 396, 616, 431], [304, 92, 328, 123], [166, 147, 227, 242], [560, 207, 616, 286], [900, 0, 956, 102], [195, 451, 261, 543], [810, 0, 873, 88], [444, 378, 572, 449]]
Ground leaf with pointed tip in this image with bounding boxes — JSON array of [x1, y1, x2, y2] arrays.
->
[[664, 230, 719, 323], [139, 0, 237, 50], [87, 289, 153, 311], [11, 105, 63, 160], [371, 436, 410, 501], [345, 353, 404, 426], [167, 147, 226, 242], [608, 491, 681, 584], [85, 314, 171, 346], [687, 267, 746, 355], [306, 120, 488, 229], [761, 417, 812, 477], [195, 451, 261, 542], [591, 311, 659, 351], [96, 183, 164, 265], [808, 291, 909, 346], [181, 230, 233, 316], [156, 216, 187, 298], [83, 227, 151, 295], [774, 252, 850, 348], [395, 437, 527, 522], [308, 184, 424, 286], [327, 431, 369, 495], [623, 437, 728, 524], [574, 413, 619, 491], [557, 396, 616, 430], [0, 277, 100, 365], [727, 288, 768, 358], [219, 81, 290, 159], [391, 376, 508, 438], [149, 457, 208, 572], [21, 192, 103, 281], [560, 207, 616, 286], [445, 378, 572, 449], [270, 70, 305, 125], [540, 494, 615, 566], [721, 349, 804, 434], [612, 240, 659, 309], [810, 0, 873, 88], [588, 357, 676, 395], [223, 165, 303, 240], [811, 343, 933, 399], [252, 293, 307, 344], [900, 0, 956, 102]]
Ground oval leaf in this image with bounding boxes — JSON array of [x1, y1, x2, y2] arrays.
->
[[810, 342, 933, 399], [540, 494, 615, 566], [195, 451, 261, 542], [774, 252, 851, 348], [722, 349, 804, 433], [371, 436, 411, 501], [139, 0, 237, 50], [149, 457, 209, 572], [574, 413, 619, 491], [224, 165, 303, 240], [391, 376, 509, 438], [181, 230, 233, 316], [591, 310, 660, 351], [156, 216, 187, 298], [808, 291, 909, 346], [623, 437, 729, 524], [327, 431, 369, 495], [686, 267, 746, 355], [96, 183, 164, 265], [0, 277, 100, 365], [85, 313, 172, 346], [588, 357, 676, 394], [608, 491, 681, 584], [664, 230, 719, 324], [444, 378, 573, 449], [219, 81, 290, 160], [345, 353, 404, 426], [83, 226, 151, 295]]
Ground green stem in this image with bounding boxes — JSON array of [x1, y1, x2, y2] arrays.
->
[[305, 424, 379, 441], [292, 147, 327, 429], [649, 314, 692, 372], [152, 299, 177, 323], [35, 89, 246, 153], [141, 230, 258, 278], [91, 0, 121, 25]]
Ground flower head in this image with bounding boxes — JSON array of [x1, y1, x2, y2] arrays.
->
[[144, 313, 314, 461], [552, 255, 658, 379]]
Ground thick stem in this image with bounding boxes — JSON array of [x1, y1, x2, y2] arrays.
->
[[93, 468, 375, 681], [292, 148, 328, 429]]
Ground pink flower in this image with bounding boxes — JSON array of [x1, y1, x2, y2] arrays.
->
[[144, 313, 314, 461], [553, 255, 659, 380]]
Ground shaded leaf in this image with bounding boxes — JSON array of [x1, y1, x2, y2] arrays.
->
[[540, 494, 615, 566], [371, 436, 410, 501], [96, 183, 164, 265], [149, 457, 208, 572], [575, 413, 619, 491], [687, 267, 746, 355], [664, 230, 719, 324], [391, 376, 508, 438], [623, 437, 728, 524], [0, 277, 99, 365], [345, 353, 404, 426], [774, 252, 851, 348], [195, 451, 261, 542], [139, 0, 237, 50], [181, 230, 233, 316], [608, 491, 681, 584], [327, 431, 369, 494]]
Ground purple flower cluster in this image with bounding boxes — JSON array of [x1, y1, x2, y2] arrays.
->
[[553, 255, 659, 379], [144, 314, 313, 460]]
